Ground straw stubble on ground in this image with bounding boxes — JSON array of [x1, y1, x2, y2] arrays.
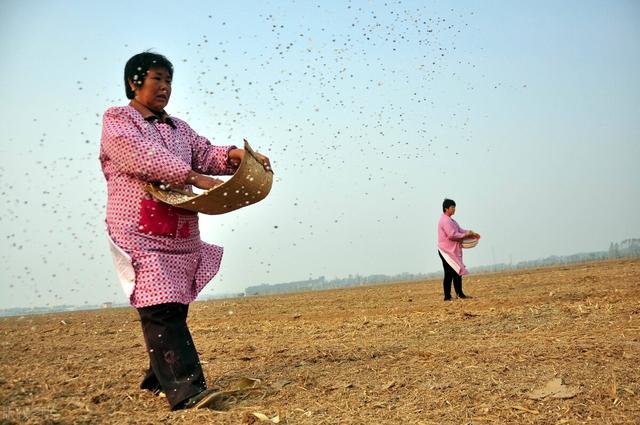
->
[[1, 259, 639, 424]]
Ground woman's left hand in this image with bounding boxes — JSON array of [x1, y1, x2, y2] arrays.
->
[[255, 152, 271, 171]]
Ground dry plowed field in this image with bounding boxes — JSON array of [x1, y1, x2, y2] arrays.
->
[[2, 259, 639, 424]]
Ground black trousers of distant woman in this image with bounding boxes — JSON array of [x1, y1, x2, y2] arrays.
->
[[438, 251, 466, 300]]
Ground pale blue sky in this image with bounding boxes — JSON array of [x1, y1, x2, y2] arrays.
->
[[1, 0, 638, 309]]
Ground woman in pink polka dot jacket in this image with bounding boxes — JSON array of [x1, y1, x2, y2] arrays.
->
[[99, 51, 271, 410]]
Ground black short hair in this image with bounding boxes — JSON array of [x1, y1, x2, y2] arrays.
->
[[442, 198, 456, 212], [124, 51, 174, 99]]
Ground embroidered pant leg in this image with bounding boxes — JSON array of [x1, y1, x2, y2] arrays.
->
[[137, 302, 207, 410]]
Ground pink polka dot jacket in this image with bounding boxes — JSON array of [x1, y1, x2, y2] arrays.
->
[[99, 105, 237, 307]]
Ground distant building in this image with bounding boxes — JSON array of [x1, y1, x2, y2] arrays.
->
[[101, 302, 113, 309]]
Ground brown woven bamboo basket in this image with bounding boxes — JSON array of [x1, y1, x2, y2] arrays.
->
[[145, 140, 273, 215]]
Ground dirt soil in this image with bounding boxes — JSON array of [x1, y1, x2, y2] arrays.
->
[[1, 259, 639, 424]]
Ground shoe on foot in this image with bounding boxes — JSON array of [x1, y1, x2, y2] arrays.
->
[[444, 297, 453, 302], [457, 294, 472, 299]]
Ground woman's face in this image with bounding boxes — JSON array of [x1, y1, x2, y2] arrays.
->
[[445, 205, 456, 216], [130, 67, 172, 113]]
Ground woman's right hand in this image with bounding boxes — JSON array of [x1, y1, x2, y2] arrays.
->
[[187, 171, 224, 190]]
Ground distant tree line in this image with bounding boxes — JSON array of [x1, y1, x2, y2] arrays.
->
[[244, 272, 435, 296], [608, 238, 640, 258], [244, 238, 640, 296]]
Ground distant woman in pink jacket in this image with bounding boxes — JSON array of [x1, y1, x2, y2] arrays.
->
[[437, 199, 480, 301]]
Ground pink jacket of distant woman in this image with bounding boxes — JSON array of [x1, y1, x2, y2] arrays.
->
[[438, 213, 469, 276], [100, 105, 237, 308]]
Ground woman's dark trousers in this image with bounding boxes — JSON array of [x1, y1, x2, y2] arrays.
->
[[137, 302, 206, 409], [438, 251, 464, 300]]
